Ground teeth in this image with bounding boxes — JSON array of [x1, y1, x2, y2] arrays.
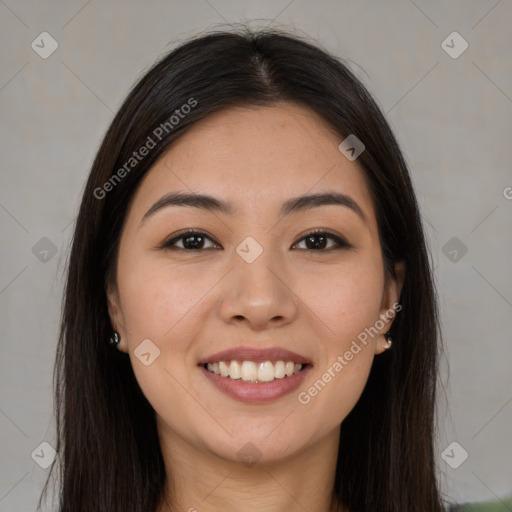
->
[[241, 361, 257, 382], [274, 360, 286, 378], [219, 361, 229, 377], [257, 361, 275, 382], [229, 361, 241, 379], [204, 360, 304, 382], [206, 363, 220, 374]]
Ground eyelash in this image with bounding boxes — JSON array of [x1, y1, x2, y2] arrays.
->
[[161, 228, 351, 252]]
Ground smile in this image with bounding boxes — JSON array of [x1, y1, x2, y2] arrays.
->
[[197, 346, 312, 403]]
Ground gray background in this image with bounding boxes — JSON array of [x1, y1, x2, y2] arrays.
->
[[1, 1, 511, 510]]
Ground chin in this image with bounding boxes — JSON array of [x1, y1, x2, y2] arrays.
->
[[200, 425, 307, 466]]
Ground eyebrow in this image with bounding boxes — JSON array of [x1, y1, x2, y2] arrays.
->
[[139, 190, 366, 227]]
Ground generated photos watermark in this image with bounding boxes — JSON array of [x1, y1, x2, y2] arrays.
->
[[93, 97, 198, 200], [297, 302, 402, 405]]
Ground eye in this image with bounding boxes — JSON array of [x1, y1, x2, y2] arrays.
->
[[162, 230, 220, 250], [292, 229, 351, 251]]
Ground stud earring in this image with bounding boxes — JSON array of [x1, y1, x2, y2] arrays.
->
[[383, 331, 393, 350], [109, 330, 121, 347]]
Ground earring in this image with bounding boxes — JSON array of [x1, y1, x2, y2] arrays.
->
[[109, 330, 121, 347], [383, 331, 393, 350]]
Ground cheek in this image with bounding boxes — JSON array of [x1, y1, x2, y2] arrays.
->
[[118, 257, 208, 342], [292, 257, 383, 423], [295, 256, 384, 345], [116, 260, 207, 423]]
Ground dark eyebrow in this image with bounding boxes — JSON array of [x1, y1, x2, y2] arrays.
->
[[280, 192, 366, 222], [139, 191, 366, 227]]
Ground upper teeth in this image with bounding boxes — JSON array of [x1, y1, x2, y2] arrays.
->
[[205, 360, 303, 382]]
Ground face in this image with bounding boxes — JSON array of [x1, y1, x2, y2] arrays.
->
[[107, 103, 404, 465]]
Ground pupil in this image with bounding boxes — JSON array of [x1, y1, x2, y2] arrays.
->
[[308, 234, 326, 249], [185, 234, 203, 249]]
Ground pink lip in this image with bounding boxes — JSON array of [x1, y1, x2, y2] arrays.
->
[[197, 347, 312, 365], [198, 364, 312, 404]]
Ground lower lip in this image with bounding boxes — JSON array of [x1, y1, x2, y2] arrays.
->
[[198, 365, 312, 404]]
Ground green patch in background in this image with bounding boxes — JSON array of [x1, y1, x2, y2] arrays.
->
[[450, 497, 512, 511]]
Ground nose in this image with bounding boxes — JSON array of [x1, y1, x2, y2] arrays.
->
[[218, 247, 299, 331]]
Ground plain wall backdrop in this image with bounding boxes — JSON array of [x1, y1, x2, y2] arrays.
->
[[1, 1, 511, 510]]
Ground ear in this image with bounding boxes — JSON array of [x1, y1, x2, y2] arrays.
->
[[106, 281, 128, 353], [374, 261, 405, 355]]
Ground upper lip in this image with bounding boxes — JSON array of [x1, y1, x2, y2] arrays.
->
[[198, 347, 312, 365]]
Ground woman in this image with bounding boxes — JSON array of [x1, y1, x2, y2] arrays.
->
[[39, 26, 446, 512]]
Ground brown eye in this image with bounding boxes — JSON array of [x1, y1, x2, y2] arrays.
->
[[162, 230, 219, 250], [292, 230, 351, 251]]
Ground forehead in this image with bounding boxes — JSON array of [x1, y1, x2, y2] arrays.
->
[[126, 103, 376, 225]]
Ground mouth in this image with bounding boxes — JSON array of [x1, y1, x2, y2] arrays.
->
[[197, 347, 312, 403]]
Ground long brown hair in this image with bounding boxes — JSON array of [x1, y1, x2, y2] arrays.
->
[[39, 25, 447, 511]]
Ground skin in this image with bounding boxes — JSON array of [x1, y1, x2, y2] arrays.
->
[[107, 103, 405, 512]]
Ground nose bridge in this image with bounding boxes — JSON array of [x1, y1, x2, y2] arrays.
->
[[219, 234, 298, 327], [234, 234, 286, 296]]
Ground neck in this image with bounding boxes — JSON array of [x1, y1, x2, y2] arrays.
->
[[155, 423, 346, 512]]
